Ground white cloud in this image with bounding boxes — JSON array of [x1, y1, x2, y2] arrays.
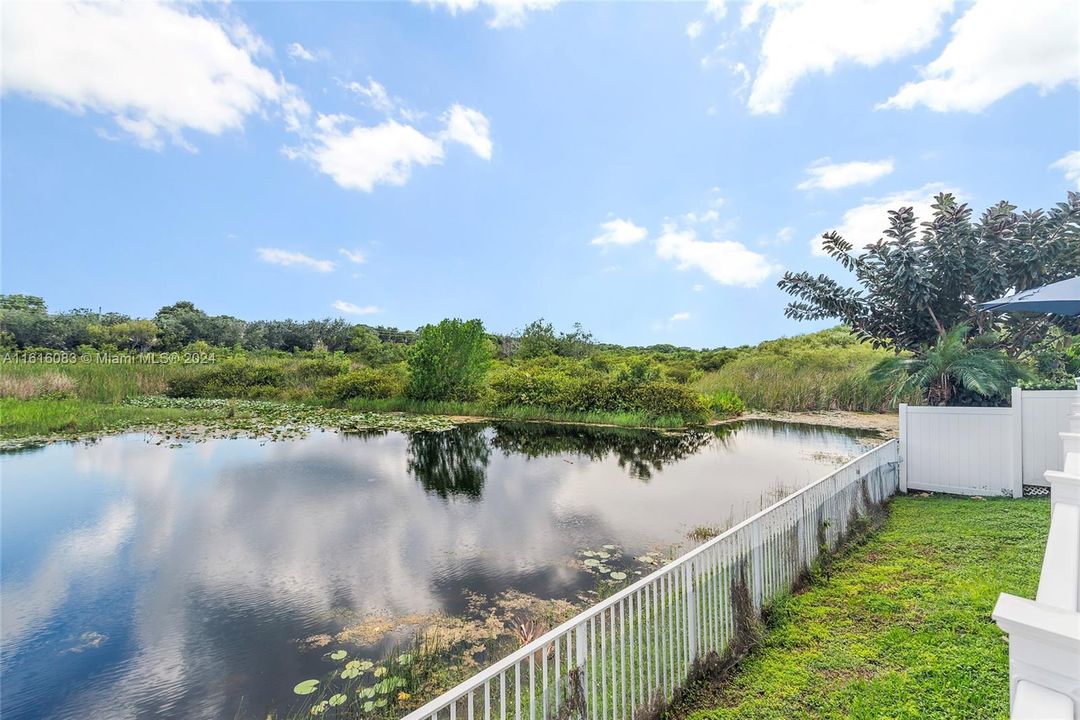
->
[[417, 0, 559, 28], [670, 312, 692, 323], [339, 249, 366, 264], [686, 20, 705, 39], [285, 104, 491, 192], [345, 77, 395, 113], [705, 0, 728, 20], [684, 209, 721, 224], [1, 1, 290, 149], [760, 225, 794, 247], [287, 42, 316, 62], [811, 183, 950, 256], [332, 301, 381, 315], [441, 104, 493, 160], [692, 284, 705, 292], [882, 0, 1078, 112], [797, 157, 895, 191], [591, 218, 648, 247], [257, 248, 336, 272], [744, 0, 952, 114], [1051, 151, 1080, 190], [655, 222, 779, 287], [297, 116, 443, 192]]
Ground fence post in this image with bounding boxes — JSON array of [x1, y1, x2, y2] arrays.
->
[[898, 404, 909, 493], [1011, 387, 1025, 498], [575, 621, 587, 713], [797, 492, 808, 574], [686, 560, 697, 662], [750, 520, 763, 611]]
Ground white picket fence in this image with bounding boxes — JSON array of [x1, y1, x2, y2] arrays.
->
[[900, 388, 1076, 497], [403, 440, 900, 720], [993, 385, 1080, 719]]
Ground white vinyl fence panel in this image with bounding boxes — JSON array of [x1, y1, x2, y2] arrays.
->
[[403, 440, 900, 720], [1022, 391, 1076, 486], [900, 405, 1018, 496], [902, 388, 1075, 496]]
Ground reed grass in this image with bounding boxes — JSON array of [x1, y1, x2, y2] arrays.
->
[[0, 398, 215, 438]]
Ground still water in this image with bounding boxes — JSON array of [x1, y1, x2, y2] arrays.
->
[[0, 420, 876, 719]]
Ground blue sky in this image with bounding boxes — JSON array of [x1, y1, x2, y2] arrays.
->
[[2, 0, 1078, 348]]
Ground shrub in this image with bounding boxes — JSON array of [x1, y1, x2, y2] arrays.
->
[[317, 367, 406, 401], [623, 382, 711, 424], [165, 359, 285, 398], [488, 365, 572, 408], [295, 355, 351, 380], [489, 366, 710, 424], [709, 390, 746, 417], [407, 319, 491, 401]]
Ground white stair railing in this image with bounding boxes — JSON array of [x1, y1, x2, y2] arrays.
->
[[993, 379, 1080, 719]]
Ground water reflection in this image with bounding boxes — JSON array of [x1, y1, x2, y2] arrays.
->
[[490, 422, 729, 480], [0, 420, 877, 720], [408, 426, 491, 499]]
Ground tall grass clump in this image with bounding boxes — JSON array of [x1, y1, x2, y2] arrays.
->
[[0, 361, 193, 403], [693, 328, 897, 412], [0, 370, 76, 399]]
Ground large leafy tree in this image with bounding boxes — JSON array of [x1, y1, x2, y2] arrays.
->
[[406, 318, 492, 401], [778, 192, 1080, 355]]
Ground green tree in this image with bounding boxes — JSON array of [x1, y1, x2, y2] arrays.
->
[[778, 192, 1080, 354], [870, 325, 1025, 406], [517, 318, 559, 358], [348, 325, 385, 364], [88, 320, 160, 352], [406, 318, 491, 401]]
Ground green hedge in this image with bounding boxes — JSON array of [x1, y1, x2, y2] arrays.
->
[[165, 360, 286, 399], [316, 367, 407, 401], [489, 365, 710, 424]]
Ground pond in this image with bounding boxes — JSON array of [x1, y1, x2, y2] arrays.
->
[[0, 420, 878, 720]]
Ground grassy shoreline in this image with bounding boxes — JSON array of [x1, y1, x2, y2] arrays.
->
[[672, 495, 1049, 719], [0, 395, 898, 447]]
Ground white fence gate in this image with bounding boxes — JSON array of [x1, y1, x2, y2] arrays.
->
[[901, 388, 1076, 497]]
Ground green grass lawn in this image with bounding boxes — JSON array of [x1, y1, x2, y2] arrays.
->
[[676, 494, 1050, 720]]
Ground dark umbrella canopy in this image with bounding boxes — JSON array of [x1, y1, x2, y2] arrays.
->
[[978, 276, 1080, 316]]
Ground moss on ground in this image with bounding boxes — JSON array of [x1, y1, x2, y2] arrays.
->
[[675, 494, 1050, 720]]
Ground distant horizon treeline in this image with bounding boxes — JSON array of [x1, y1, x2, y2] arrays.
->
[[0, 294, 749, 359]]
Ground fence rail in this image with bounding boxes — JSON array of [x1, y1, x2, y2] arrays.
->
[[403, 439, 901, 720]]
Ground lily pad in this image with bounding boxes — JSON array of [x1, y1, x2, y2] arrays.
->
[[362, 701, 375, 712], [596, 551, 610, 559], [610, 571, 627, 580], [602, 544, 617, 550], [329, 693, 347, 707], [293, 679, 320, 695], [373, 666, 387, 678], [330, 650, 348, 661], [583, 558, 600, 567]]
